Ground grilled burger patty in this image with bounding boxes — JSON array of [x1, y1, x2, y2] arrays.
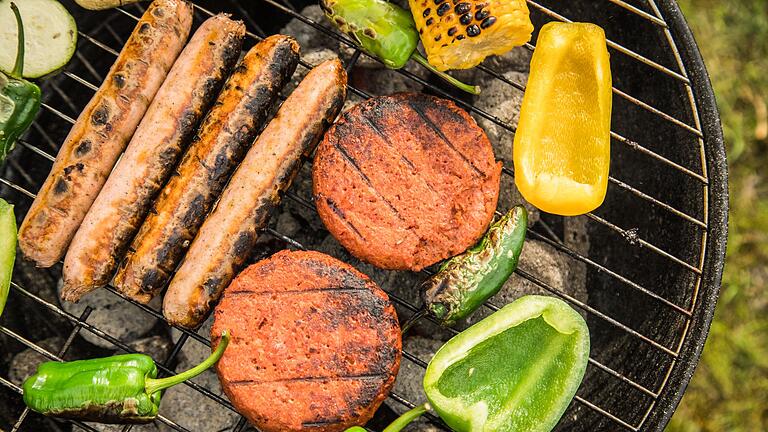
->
[[313, 93, 502, 271], [212, 250, 401, 432]]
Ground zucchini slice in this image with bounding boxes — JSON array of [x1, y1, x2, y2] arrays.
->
[[0, 0, 77, 78]]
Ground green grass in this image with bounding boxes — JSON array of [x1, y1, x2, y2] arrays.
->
[[667, 0, 768, 430]]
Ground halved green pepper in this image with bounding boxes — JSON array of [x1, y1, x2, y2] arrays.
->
[[23, 331, 230, 424], [1, 2, 42, 164], [351, 296, 589, 432], [0, 198, 15, 318]]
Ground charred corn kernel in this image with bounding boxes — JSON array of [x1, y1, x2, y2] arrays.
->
[[513, 22, 612, 216], [409, 0, 533, 71]]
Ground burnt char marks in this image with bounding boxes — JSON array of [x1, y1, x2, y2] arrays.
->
[[75, 140, 92, 157], [323, 195, 364, 240], [53, 177, 68, 195], [91, 104, 110, 127], [331, 126, 405, 222], [406, 99, 485, 177], [360, 110, 438, 194]]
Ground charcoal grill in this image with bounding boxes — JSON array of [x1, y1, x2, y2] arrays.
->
[[0, 0, 727, 431]]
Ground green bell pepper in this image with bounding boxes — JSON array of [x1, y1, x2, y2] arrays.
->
[[350, 295, 589, 432], [23, 330, 230, 424], [319, 0, 480, 94], [1, 2, 42, 164], [422, 206, 527, 326], [0, 198, 15, 318]]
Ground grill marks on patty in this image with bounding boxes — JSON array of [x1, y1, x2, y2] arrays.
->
[[213, 251, 401, 432], [313, 93, 501, 270]]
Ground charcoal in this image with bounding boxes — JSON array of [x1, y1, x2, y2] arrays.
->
[[471, 70, 539, 225], [481, 46, 533, 73], [7, 337, 64, 386], [278, 5, 338, 53], [57, 280, 161, 349], [162, 317, 240, 432], [113, 335, 174, 363]]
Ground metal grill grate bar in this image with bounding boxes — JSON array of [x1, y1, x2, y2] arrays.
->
[[526, 0, 688, 83], [605, 0, 667, 26]]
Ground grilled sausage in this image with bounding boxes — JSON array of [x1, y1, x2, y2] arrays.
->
[[60, 16, 246, 302], [114, 35, 301, 304], [163, 59, 347, 329], [17, 0, 193, 268], [212, 250, 401, 432]]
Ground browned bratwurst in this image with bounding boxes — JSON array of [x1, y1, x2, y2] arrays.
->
[[313, 93, 501, 271], [114, 35, 301, 304], [60, 15, 246, 302], [163, 59, 347, 328], [212, 250, 401, 432], [17, 0, 193, 268]]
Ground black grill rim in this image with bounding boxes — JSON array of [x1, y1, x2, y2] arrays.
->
[[646, 0, 727, 430]]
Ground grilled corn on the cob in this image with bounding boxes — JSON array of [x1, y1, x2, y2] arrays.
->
[[409, 0, 534, 71]]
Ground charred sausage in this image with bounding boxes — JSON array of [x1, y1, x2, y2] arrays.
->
[[60, 15, 246, 302], [18, 0, 193, 268], [114, 35, 301, 304], [163, 59, 347, 329]]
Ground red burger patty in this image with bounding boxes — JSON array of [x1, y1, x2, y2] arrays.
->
[[212, 250, 401, 432], [313, 93, 501, 271]]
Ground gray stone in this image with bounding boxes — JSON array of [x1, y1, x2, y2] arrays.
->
[[275, 210, 302, 238], [482, 46, 533, 73], [76, 422, 160, 432], [114, 335, 173, 362], [278, 5, 338, 53], [57, 279, 161, 349], [347, 60, 427, 96], [472, 69, 539, 224], [8, 337, 63, 386], [385, 336, 445, 432], [162, 317, 240, 432]]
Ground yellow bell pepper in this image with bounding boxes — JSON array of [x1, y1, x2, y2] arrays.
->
[[513, 22, 612, 216]]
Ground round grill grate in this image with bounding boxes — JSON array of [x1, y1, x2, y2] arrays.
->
[[0, 0, 727, 431]]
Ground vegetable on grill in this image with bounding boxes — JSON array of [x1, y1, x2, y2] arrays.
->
[[408, 0, 533, 71], [0, 2, 41, 164], [319, 0, 480, 94], [0, 198, 16, 318], [23, 330, 230, 424], [513, 22, 612, 216], [0, 0, 77, 78], [74, 0, 143, 10], [422, 205, 527, 327], [350, 295, 589, 432]]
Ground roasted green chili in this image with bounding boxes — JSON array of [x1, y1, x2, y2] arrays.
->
[[1, 2, 42, 164], [423, 206, 527, 326], [23, 330, 230, 423], [0, 198, 15, 318], [319, 0, 480, 94]]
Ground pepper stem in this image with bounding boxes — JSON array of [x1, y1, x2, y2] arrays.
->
[[9, 2, 25, 79], [411, 53, 480, 95], [144, 330, 230, 395], [382, 403, 430, 432]]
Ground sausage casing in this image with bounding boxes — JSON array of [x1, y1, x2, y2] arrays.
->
[[114, 35, 301, 304], [163, 59, 348, 329], [18, 0, 193, 268], [61, 15, 246, 302]]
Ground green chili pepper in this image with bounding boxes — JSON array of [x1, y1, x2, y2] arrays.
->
[[0, 198, 16, 318], [23, 330, 231, 424], [319, 0, 480, 94], [422, 206, 527, 327], [360, 295, 589, 432], [1, 2, 41, 164]]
